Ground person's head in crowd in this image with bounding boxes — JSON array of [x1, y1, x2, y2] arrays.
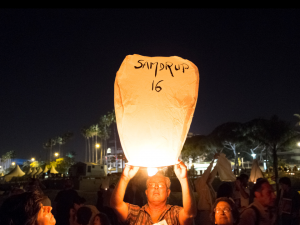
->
[[239, 174, 249, 187], [73, 195, 86, 211], [93, 212, 111, 225], [252, 178, 275, 207], [64, 179, 73, 189], [217, 182, 233, 199], [279, 177, 291, 192], [76, 206, 92, 225], [9, 187, 24, 196], [145, 173, 171, 205], [109, 184, 115, 190], [0, 190, 55, 225], [211, 197, 239, 225], [27, 178, 42, 192]]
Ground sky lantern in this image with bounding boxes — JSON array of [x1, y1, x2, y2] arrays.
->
[[249, 159, 263, 183], [115, 54, 199, 175]]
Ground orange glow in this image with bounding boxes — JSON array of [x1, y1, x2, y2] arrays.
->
[[115, 55, 199, 167]]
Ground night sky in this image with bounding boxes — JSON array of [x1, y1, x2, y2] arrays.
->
[[1, 9, 300, 161]]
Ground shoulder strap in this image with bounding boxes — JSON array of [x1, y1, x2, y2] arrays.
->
[[250, 205, 260, 225]]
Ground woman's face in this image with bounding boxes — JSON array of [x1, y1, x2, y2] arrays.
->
[[36, 205, 56, 225], [94, 215, 101, 225], [214, 201, 233, 225]]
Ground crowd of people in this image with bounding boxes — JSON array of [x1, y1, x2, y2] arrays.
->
[[0, 154, 300, 225]]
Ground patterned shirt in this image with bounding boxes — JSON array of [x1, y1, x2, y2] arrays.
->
[[125, 203, 182, 225]]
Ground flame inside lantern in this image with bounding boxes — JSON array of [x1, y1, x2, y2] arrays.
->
[[147, 167, 158, 176]]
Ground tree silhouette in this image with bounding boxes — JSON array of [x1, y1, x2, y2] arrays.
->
[[249, 115, 299, 192]]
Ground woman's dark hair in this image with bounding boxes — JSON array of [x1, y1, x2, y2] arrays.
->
[[211, 197, 239, 225], [94, 212, 111, 225], [73, 195, 86, 205], [0, 190, 43, 225], [217, 182, 233, 198], [76, 206, 92, 225]]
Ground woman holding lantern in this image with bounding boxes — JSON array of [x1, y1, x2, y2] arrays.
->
[[110, 160, 197, 225]]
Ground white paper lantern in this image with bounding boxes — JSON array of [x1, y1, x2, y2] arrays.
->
[[114, 54, 199, 168]]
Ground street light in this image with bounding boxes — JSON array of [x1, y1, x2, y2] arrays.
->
[[251, 154, 256, 159], [31, 158, 35, 162], [54, 152, 59, 157], [95, 143, 100, 148], [297, 142, 300, 147], [12, 162, 15, 166]]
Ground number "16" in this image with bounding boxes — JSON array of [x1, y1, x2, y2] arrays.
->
[[152, 80, 164, 92]]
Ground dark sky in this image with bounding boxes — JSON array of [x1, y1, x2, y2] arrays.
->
[[1, 9, 300, 161]]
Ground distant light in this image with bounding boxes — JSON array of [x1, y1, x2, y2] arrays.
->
[[31, 158, 35, 161], [96, 143, 100, 148], [147, 167, 158, 176], [297, 142, 300, 147], [251, 154, 256, 159], [54, 153, 59, 157], [12, 162, 15, 166]]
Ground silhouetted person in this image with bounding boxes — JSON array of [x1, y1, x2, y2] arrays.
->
[[277, 177, 300, 225], [195, 153, 219, 225], [54, 179, 79, 225], [93, 212, 111, 225], [76, 206, 93, 225], [124, 179, 144, 207], [217, 182, 233, 199], [70, 195, 99, 225]]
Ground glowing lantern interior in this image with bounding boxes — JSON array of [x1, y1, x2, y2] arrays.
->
[[115, 54, 199, 168], [147, 167, 158, 176]]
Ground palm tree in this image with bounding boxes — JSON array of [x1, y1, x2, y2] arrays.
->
[[43, 138, 56, 161], [107, 110, 117, 155], [100, 112, 114, 152], [1, 151, 15, 170], [294, 114, 300, 128], [61, 131, 73, 157], [56, 136, 63, 156], [89, 125, 96, 163], [93, 124, 101, 164], [43, 142, 50, 161], [81, 127, 89, 162], [87, 128, 92, 162]]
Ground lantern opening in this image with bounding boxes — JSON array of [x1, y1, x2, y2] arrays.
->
[[147, 167, 158, 177]]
